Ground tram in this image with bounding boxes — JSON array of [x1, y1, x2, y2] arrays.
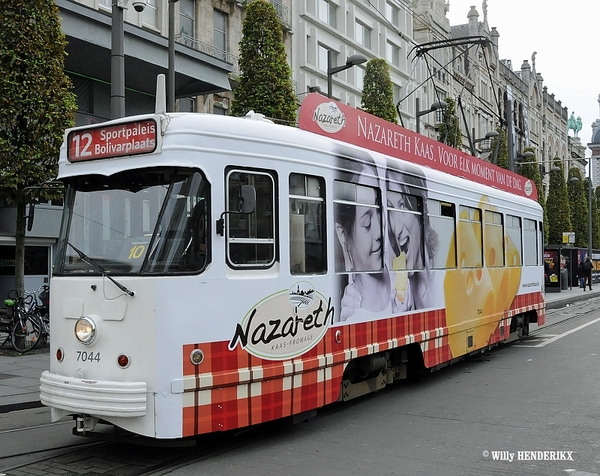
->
[[40, 79, 545, 439]]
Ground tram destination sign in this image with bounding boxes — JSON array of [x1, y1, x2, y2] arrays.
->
[[67, 119, 158, 162], [298, 94, 537, 200]]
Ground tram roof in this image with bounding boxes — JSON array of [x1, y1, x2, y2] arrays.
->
[[58, 101, 539, 207]]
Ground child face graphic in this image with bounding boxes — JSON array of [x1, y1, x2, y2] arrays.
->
[[387, 190, 423, 271], [349, 201, 383, 271]]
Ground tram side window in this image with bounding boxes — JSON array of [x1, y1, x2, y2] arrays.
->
[[387, 189, 423, 271], [523, 218, 538, 266], [506, 214, 523, 267], [289, 174, 326, 274], [333, 180, 383, 273], [428, 199, 456, 269], [458, 205, 482, 268], [484, 210, 505, 267], [226, 169, 276, 268]]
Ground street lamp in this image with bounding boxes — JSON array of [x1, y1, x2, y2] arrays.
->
[[327, 51, 367, 99], [415, 98, 446, 134], [471, 130, 499, 157], [168, 0, 180, 112], [295, 86, 322, 105]]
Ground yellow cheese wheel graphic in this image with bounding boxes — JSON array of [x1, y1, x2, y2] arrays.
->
[[444, 197, 521, 357]]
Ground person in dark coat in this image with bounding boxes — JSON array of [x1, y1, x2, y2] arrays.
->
[[582, 256, 593, 291], [578, 261, 586, 289]]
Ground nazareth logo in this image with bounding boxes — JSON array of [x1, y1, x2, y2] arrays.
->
[[312, 101, 346, 133], [524, 179, 533, 197], [228, 283, 335, 360]]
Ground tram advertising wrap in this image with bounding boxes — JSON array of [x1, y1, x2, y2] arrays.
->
[[40, 91, 545, 439]]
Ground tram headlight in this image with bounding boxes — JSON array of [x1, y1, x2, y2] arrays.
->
[[74, 317, 97, 345]]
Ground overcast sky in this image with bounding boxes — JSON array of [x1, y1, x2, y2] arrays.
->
[[445, 0, 599, 156]]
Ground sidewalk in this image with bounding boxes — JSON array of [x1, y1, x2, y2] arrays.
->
[[0, 286, 598, 412]]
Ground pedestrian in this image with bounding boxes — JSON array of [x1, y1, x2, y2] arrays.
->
[[578, 261, 586, 289], [583, 256, 593, 291]]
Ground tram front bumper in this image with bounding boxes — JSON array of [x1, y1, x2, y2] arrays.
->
[[40, 370, 147, 418]]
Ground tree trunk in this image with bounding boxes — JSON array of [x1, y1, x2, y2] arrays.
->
[[15, 198, 26, 296]]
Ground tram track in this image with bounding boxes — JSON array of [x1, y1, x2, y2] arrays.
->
[[530, 296, 600, 337]]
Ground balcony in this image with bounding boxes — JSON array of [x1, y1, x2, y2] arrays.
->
[[179, 34, 239, 75]]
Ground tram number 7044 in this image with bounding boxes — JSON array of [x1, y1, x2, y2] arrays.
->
[[76, 351, 101, 363]]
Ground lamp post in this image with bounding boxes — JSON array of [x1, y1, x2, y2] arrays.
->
[[472, 130, 499, 157], [111, 0, 147, 118], [168, 0, 179, 112], [111, 0, 126, 119], [587, 157, 593, 260], [415, 98, 446, 134], [326, 51, 367, 99]]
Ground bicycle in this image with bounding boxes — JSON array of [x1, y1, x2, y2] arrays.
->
[[1, 290, 43, 353], [31, 284, 50, 346]]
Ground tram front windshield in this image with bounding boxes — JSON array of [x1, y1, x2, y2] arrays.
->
[[55, 167, 209, 276]]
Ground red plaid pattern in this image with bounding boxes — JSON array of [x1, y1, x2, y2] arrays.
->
[[181, 291, 544, 436]]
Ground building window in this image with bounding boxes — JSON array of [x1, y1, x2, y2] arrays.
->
[[355, 21, 371, 49], [214, 9, 227, 61], [393, 84, 401, 105], [318, 44, 336, 72], [142, 0, 159, 28], [178, 97, 195, 112], [355, 66, 365, 90], [385, 1, 398, 27], [318, 0, 336, 28], [386, 41, 400, 67], [180, 0, 195, 47]]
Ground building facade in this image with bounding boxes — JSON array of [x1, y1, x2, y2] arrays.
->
[[0, 0, 588, 293]]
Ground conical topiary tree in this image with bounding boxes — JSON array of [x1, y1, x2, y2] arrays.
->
[[490, 126, 508, 169], [567, 167, 587, 248], [0, 0, 77, 294], [361, 58, 397, 124], [437, 97, 462, 149], [230, 0, 297, 125], [546, 158, 572, 245], [517, 147, 548, 241]]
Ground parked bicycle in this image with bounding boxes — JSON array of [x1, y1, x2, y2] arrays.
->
[[31, 284, 50, 345], [0, 290, 43, 353]]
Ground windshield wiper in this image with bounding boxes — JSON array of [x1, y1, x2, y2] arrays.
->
[[67, 242, 135, 297]]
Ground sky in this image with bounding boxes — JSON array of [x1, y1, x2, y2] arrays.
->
[[446, 0, 600, 156]]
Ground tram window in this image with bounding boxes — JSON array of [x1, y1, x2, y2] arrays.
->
[[428, 200, 456, 269], [333, 180, 383, 273], [387, 190, 423, 271], [524, 218, 538, 266], [484, 210, 504, 267], [458, 205, 482, 268], [506, 214, 523, 267], [289, 174, 326, 275], [226, 169, 276, 268]]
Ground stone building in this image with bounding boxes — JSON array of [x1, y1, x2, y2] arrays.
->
[[0, 0, 585, 291]]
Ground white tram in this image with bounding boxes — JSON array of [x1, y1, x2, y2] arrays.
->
[[40, 87, 545, 439]]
